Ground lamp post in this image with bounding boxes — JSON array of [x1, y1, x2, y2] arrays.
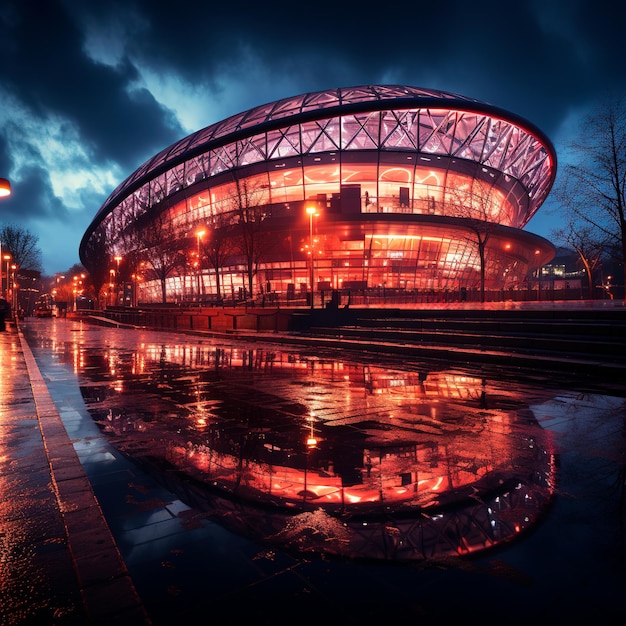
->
[[109, 269, 115, 307], [534, 249, 541, 301], [0, 179, 10, 302], [114, 255, 122, 305], [8, 263, 17, 314], [72, 274, 85, 311], [72, 275, 78, 311], [131, 274, 137, 307], [196, 229, 205, 303], [0, 178, 10, 197], [306, 206, 317, 309], [2, 254, 11, 299]]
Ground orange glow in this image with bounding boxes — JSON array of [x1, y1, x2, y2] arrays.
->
[[69, 332, 558, 562]]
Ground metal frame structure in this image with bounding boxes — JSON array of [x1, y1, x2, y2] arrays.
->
[[80, 85, 557, 305]]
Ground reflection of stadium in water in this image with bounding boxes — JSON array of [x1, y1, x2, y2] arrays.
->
[[78, 341, 556, 561]]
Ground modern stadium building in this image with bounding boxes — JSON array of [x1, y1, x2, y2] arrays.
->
[[79, 85, 557, 306]]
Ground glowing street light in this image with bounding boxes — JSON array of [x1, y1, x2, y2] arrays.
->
[[9, 263, 18, 313], [0, 180, 11, 301], [109, 268, 115, 307], [305, 206, 318, 309], [72, 274, 85, 311], [113, 256, 122, 305], [2, 253, 11, 299], [0, 178, 10, 197], [131, 274, 138, 307], [196, 228, 206, 303]]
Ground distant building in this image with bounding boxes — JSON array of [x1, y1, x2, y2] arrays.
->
[[80, 85, 557, 305], [534, 247, 584, 293], [536, 246, 624, 299]]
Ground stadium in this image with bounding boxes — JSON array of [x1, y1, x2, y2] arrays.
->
[[79, 85, 557, 306]]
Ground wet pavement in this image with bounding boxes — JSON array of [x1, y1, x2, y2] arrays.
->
[[2, 316, 626, 624], [0, 320, 149, 624]]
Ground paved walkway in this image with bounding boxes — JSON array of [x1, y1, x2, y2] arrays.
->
[[0, 321, 151, 625], [2, 306, 625, 624]]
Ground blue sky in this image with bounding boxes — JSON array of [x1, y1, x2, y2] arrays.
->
[[1, 0, 624, 275]]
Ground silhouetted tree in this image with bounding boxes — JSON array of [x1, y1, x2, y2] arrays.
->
[[228, 177, 270, 298], [552, 217, 606, 298], [200, 212, 238, 302], [80, 227, 109, 303], [447, 179, 502, 302], [133, 209, 185, 303], [0, 223, 43, 271], [554, 93, 626, 291]]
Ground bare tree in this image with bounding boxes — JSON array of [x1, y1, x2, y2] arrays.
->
[[552, 217, 606, 298], [80, 227, 109, 302], [554, 93, 626, 291], [446, 180, 502, 302], [0, 224, 43, 271], [132, 209, 186, 304], [200, 212, 238, 303], [228, 177, 270, 299]]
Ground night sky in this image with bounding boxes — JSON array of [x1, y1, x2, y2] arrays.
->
[[1, 0, 624, 275]]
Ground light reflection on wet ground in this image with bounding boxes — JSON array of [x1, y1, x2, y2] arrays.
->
[[21, 318, 626, 623], [78, 339, 557, 561]]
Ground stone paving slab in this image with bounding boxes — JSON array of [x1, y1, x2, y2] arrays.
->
[[0, 322, 151, 625]]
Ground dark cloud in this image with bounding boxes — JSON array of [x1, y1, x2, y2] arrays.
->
[[0, 164, 68, 223], [62, 0, 626, 141], [1, 0, 183, 170], [0, 0, 624, 274]]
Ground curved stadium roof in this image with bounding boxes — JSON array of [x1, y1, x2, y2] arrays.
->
[[91, 85, 557, 227]]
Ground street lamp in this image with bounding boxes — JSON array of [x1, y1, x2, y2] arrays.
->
[[196, 229, 205, 303], [131, 274, 137, 307], [0, 178, 10, 301], [72, 274, 85, 311], [114, 256, 122, 305], [2, 253, 10, 299], [0, 178, 10, 197], [109, 269, 115, 307], [10, 263, 17, 313], [305, 206, 317, 309], [534, 249, 541, 301]]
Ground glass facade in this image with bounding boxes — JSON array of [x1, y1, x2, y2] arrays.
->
[[80, 85, 557, 305]]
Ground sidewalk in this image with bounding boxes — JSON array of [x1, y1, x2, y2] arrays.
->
[[0, 321, 151, 625]]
